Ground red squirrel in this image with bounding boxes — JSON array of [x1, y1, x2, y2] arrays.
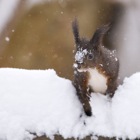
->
[[72, 19, 119, 116]]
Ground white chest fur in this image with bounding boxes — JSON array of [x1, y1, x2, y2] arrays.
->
[[78, 68, 108, 94], [88, 68, 107, 94]]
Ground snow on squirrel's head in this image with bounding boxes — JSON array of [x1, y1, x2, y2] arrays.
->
[[72, 19, 110, 69]]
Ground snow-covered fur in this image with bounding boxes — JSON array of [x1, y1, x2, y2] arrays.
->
[[72, 19, 119, 116]]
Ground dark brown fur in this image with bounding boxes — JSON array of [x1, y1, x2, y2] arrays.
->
[[72, 19, 119, 116]]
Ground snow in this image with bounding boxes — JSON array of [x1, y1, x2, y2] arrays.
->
[[0, 68, 82, 140], [5, 37, 10, 42], [112, 73, 140, 139], [75, 49, 87, 63], [0, 68, 140, 139]]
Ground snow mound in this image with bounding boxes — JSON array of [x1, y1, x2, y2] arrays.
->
[[0, 68, 140, 140], [0, 68, 82, 140], [112, 73, 140, 139]]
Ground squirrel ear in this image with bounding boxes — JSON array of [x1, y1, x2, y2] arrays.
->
[[72, 18, 80, 46], [90, 23, 111, 50]]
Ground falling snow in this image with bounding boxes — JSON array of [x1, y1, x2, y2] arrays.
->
[[5, 36, 10, 42]]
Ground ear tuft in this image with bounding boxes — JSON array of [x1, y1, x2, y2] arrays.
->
[[72, 18, 80, 45], [90, 23, 111, 49]]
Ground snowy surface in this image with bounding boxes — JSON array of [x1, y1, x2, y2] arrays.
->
[[0, 68, 140, 140]]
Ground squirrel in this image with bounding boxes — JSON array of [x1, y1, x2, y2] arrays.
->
[[72, 19, 119, 116]]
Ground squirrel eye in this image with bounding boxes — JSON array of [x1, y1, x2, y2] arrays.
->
[[87, 53, 94, 60]]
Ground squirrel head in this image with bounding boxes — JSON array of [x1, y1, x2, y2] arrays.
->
[[72, 19, 110, 69]]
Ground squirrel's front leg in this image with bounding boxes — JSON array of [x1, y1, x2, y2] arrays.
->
[[74, 70, 92, 116], [106, 78, 118, 98]]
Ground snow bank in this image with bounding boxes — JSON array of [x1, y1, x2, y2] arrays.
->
[[112, 73, 140, 139], [0, 68, 82, 140], [0, 68, 140, 140]]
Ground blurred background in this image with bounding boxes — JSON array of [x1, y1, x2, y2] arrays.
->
[[0, 0, 140, 83]]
